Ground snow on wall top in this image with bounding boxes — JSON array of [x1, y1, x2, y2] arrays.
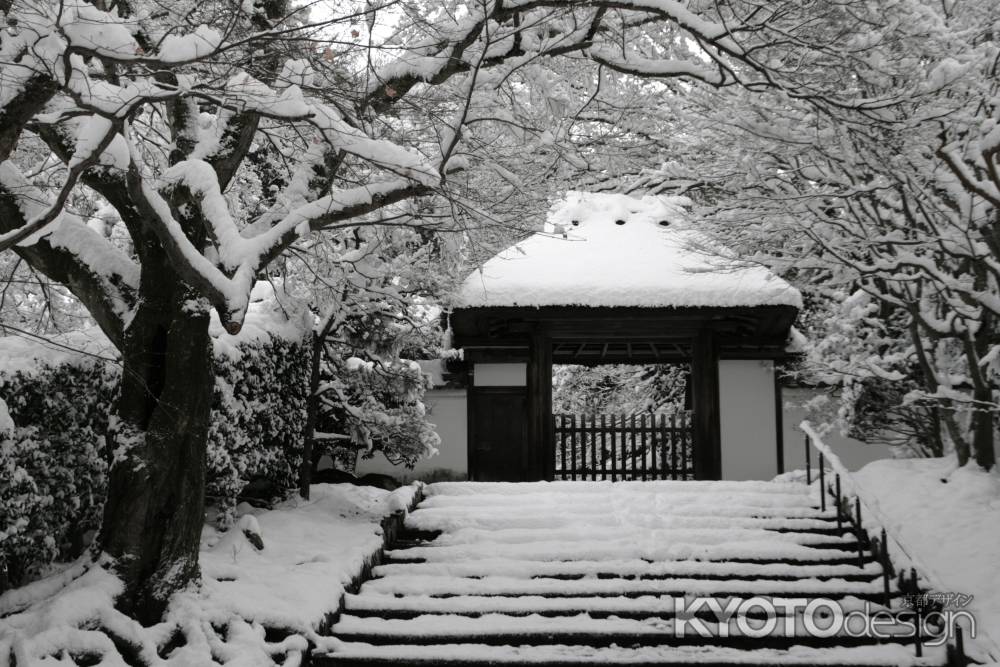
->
[[455, 192, 802, 310]]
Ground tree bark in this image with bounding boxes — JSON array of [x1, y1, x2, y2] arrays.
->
[[97, 246, 213, 624], [299, 330, 323, 500], [906, 314, 970, 465], [971, 386, 996, 470]]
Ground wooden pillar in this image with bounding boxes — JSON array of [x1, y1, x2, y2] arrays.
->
[[527, 330, 552, 481], [691, 330, 722, 480]]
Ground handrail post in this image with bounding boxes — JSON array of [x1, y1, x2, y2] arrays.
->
[[805, 433, 811, 485], [881, 527, 891, 606], [819, 452, 826, 512], [835, 474, 842, 530], [855, 497, 864, 567]]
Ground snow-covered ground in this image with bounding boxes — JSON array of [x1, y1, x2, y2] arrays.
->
[[853, 457, 1000, 656], [0, 483, 418, 666]]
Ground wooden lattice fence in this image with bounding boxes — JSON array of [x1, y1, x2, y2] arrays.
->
[[552, 412, 694, 481]]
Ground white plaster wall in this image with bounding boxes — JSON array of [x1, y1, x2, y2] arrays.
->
[[473, 362, 526, 387], [720, 360, 779, 481], [355, 388, 469, 482], [780, 386, 891, 472]]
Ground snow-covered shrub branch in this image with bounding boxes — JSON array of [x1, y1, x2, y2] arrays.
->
[[553, 364, 688, 417], [289, 224, 456, 484]]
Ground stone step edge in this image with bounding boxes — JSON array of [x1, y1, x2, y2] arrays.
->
[[327, 632, 917, 650]]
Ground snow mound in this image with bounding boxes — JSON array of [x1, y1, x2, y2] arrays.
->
[[854, 457, 1000, 648], [456, 191, 802, 310]]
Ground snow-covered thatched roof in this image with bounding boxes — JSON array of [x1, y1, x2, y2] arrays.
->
[[455, 192, 802, 310]]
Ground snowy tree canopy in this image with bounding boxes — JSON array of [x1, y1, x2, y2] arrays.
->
[[0, 0, 940, 343]]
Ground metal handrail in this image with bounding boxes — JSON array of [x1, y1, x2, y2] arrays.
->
[[800, 420, 998, 665], [801, 421, 921, 567]]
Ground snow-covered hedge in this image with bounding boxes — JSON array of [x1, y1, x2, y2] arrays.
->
[[207, 333, 310, 519], [0, 359, 114, 588], [0, 288, 311, 587]]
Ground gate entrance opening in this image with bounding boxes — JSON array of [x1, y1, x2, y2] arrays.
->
[[552, 363, 693, 481]]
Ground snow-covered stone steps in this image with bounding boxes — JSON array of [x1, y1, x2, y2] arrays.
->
[[342, 593, 886, 620], [355, 574, 887, 601], [327, 633, 921, 652], [383, 552, 870, 567], [330, 612, 919, 649], [404, 507, 844, 528], [371, 559, 883, 583], [419, 480, 815, 495], [318, 641, 944, 667], [318, 481, 934, 667], [403, 508, 844, 534], [384, 541, 867, 566], [413, 526, 857, 547]]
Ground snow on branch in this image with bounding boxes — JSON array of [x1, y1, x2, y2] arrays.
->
[[0, 119, 123, 252], [126, 156, 257, 333], [309, 104, 441, 184], [51, 0, 289, 69], [589, 45, 736, 86], [125, 141, 434, 331], [254, 179, 434, 267], [602, 0, 744, 52], [0, 161, 139, 341]]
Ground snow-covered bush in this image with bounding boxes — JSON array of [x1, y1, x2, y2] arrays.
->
[[0, 325, 310, 586], [208, 334, 310, 523], [798, 289, 957, 459], [297, 226, 453, 476], [843, 376, 945, 457], [0, 360, 114, 588], [0, 426, 108, 587], [319, 351, 440, 469]]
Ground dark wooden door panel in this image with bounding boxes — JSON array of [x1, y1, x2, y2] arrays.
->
[[469, 389, 527, 482]]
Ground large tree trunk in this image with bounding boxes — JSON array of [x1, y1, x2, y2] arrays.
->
[[98, 249, 213, 624]]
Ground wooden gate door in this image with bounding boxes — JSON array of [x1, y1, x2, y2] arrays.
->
[[469, 388, 528, 481]]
